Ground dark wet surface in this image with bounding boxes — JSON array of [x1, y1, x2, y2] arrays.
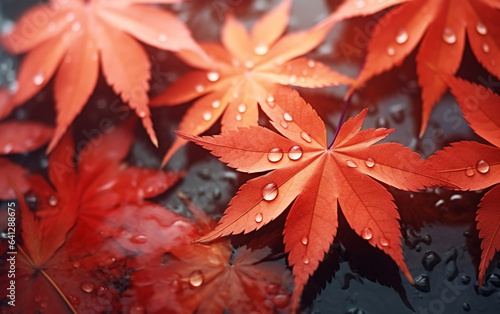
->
[[1, 0, 500, 313]]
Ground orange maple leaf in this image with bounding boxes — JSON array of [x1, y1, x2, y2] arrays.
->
[[427, 77, 500, 286], [151, 0, 353, 165], [0, 0, 205, 151], [327, 0, 500, 136], [179, 86, 450, 311]]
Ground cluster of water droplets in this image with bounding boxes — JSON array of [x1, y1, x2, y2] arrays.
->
[[465, 159, 490, 177]]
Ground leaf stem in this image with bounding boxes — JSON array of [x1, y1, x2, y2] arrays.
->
[[328, 94, 352, 149], [18, 245, 78, 314]]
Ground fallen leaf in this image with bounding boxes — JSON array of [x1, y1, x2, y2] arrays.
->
[[427, 77, 500, 286], [1, 0, 205, 151], [151, 0, 353, 164], [327, 0, 500, 136], [180, 85, 447, 310]]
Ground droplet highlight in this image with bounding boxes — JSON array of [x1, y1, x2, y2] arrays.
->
[[307, 60, 316, 68], [195, 84, 204, 93], [48, 195, 58, 206], [80, 281, 95, 293], [237, 104, 246, 113], [355, 0, 366, 8], [476, 22, 488, 35], [300, 132, 312, 143], [254, 43, 269, 56], [262, 183, 278, 201], [267, 148, 283, 163], [211, 100, 221, 108], [206, 71, 220, 82], [395, 29, 408, 44], [129, 234, 148, 244], [255, 212, 264, 223], [33, 72, 45, 86], [365, 158, 375, 168], [483, 42, 490, 53], [301, 236, 308, 245], [386, 46, 396, 56], [158, 33, 168, 43], [442, 28, 456, 44], [476, 160, 489, 174], [202, 111, 212, 121], [346, 160, 358, 168], [283, 112, 293, 122], [465, 167, 475, 177], [189, 270, 204, 287], [380, 237, 389, 247], [303, 256, 310, 264], [287, 146, 303, 161], [244, 60, 254, 69], [361, 228, 373, 240], [289, 75, 297, 84]]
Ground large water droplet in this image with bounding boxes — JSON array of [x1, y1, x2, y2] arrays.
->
[[211, 100, 221, 108], [268, 148, 283, 163], [422, 251, 441, 271], [202, 111, 212, 121], [483, 42, 490, 53], [80, 281, 95, 293], [476, 22, 487, 35], [301, 236, 308, 245], [262, 183, 278, 201], [395, 29, 408, 44], [386, 46, 396, 56], [303, 256, 310, 264], [255, 212, 264, 223], [158, 33, 168, 43], [300, 132, 312, 143], [380, 237, 389, 247], [48, 195, 58, 206], [254, 43, 269, 55], [442, 28, 456, 44], [207, 71, 220, 82], [365, 158, 375, 168], [237, 104, 246, 113], [129, 234, 148, 244], [361, 227, 373, 240], [189, 270, 204, 287], [476, 160, 489, 174], [346, 160, 358, 168], [465, 167, 475, 177], [33, 72, 45, 86], [288, 146, 303, 160]]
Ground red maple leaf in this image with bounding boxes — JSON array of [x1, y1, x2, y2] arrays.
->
[[126, 194, 292, 313], [327, 0, 500, 135], [179, 86, 449, 310], [0, 0, 205, 151], [151, 0, 353, 164], [427, 77, 500, 286], [29, 118, 184, 256], [0, 120, 53, 199]]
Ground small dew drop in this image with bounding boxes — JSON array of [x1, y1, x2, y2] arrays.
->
[[262, 183, 278, 201], [235, 114, 242, 121], [280, 121, 288, 129], [266, 95, 275, 107], [307, 60, 316, 68], [288, 145, 303, 161], [283, 112, 293, 122], [301, 236, 308, 245], [361, 228, 373, 240], [129, 234, 148, 244], [211, 100, 221, 108], [254, 43, 269, 56], [267, 148, 283, 163], [33, 72, 45, 86], [387, 46, 396, 56], [232, 90, 239, 99], [237, 104, 247, 113], [300, 132, 312, 143], [346, 160, 358, 168], [195, 84, 204, 93], [202, 111, 212, 121], [380, 237, 389, 247], [245, 60, 255, 69], [206, 71, 220, 82], [483, 42, 490, 53], [48, 195, 58, 207], [71, 21, 81, 32], [465, 167, 475, 177], [396, 29, 408, 44], [476, 160, 489, 174], [355, 0, 366, 8], [303, 256, 310, 264], [158, 33, 168, 43], [80, 281, 95, 293], [289, 75, 297, 84], [476, 21, 488, 35], [66, 12, 75, 22], [442, 28, 456, 44], [255, 212, 264, 223], [365, 158, 375, 168], [189, 270, 204, 287], [73, 260, 81, 268]]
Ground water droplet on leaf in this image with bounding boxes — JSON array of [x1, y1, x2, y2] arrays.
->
[[203, 110, 212, 121], [303, 256, 310, 264], [254, 43, 268, 55], [395, 29, 408, 44], [255, 212, 264, 223], [129, 234, 148, 244], [48, 195, 58, 206], [207, 71, 220, 82], [288, 145, 303, 160], [262, 183, 278, 201], [158, 33, 168, 42], [81, 281, 95, 293], [33, 72, 45, 86], [346, 160, 357, 168], [482, 42, 490, 53], [301, 236, 308, 245], [387, 46, 395, 56], [195, 84, 204, 93], [283, 112, 293, 122], [189, 270, 204, 287], [476, 21, 487, 35], [380, 237, 389, 247], [442, 28, 456, 44], [268, 148, 283, 162], [465, 167, 475, 177], [476, 160, 489, 173], [365, 158, 375, 168], [361, 228, 373, 240], [237, 104, 246, 113], [300, 132, 312, 143], [211, 100, 220, 108]]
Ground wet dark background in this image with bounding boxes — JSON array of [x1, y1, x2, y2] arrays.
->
[[1, 0, 499, 313]]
